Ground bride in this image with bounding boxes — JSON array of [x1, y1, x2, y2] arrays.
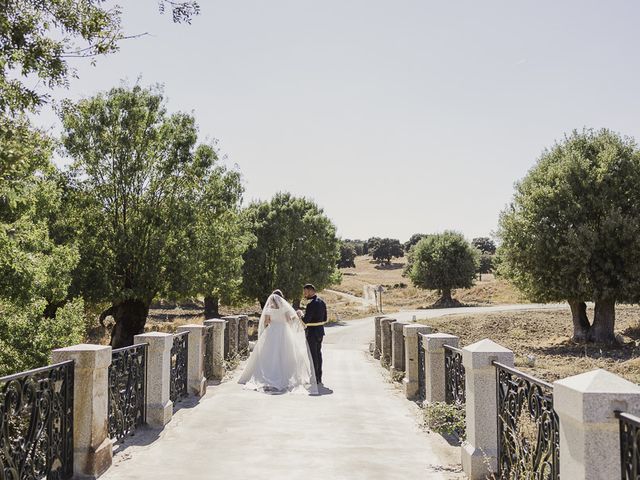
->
[[238, 290, 318, 395]]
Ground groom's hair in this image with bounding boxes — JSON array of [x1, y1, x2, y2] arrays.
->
[[303, 284, 316, 291]]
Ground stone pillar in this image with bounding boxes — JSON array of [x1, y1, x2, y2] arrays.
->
[[423, 333, 459, 404], [204, 319, 226, 380], [461, 339, 514, 480], [134, 332, 173, 428], [402, 324, 433, 399], [177, 325, 206, 397], [373, 315, 385, 359], [222, 315, 239, 360], [379, 317, 396, 368], [237, 315, 249, 358], [554, 369, 640, 480], [51, 344, 112, 478], [390, 321, 407, 375]]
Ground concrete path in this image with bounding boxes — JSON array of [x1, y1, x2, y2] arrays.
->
[[104, 304, 565, 480]]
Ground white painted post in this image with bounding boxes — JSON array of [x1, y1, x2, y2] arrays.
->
[[379, 317, 396, 368], [461, 339, 514, 480], [423, 333, 459, 404], [204, 319, 226, 381], [134, 332, 173, 428], [177, 324, 207, 397], [554, 369, 640, 480], [51, 344, 113, 477], [402, 324, 432, 399]]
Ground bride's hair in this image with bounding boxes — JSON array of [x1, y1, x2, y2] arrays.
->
[[272, 289, 284, 298]]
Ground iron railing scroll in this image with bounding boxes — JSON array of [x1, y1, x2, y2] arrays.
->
[[170, 332, 189, 403], [617, 410, 640, 480], [417, 336, 425, 400], [0, 361, 74, 479], [493, 361, 559, 480], [443, 345, 465, 405], [108, 343, 148, 442], [203, 326, 214, 380]]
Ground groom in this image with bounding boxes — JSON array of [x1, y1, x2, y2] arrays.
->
[[297, 284, 327, 385]]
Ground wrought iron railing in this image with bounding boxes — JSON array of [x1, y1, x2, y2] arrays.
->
[[203, 325, 214, 380], [170, 332, 189, 403], [0, 361, 74, 479], [617, 410, 640, 479], [417, 335, 425, 400], [108, 343, 148, 442], [493, 362, 559, 480], [444, 345, 465, 406]]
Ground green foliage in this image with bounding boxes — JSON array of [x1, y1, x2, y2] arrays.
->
[[478, 253, 494, 275], [498, 129, 640, 305], [338, 241, 357, 268], [0, 116, 84, 374], [0, 0, 200, 113], [343, 239, 365, 256], [424, 401, 466, 440], [472, 237, 496, 255], [371, 238, 404, 264], [0, 298, 85, 376], [404, 233, 427, 252], [408, 232, 478, 302], [242, 193, 341, 305], [58, 84, 245, 345]]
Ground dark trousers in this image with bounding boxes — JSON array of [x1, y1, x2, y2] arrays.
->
[[306, 332, 323, 383]]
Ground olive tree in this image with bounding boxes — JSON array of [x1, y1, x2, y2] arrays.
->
[[408, 231, 478, 307], [60, 84, 242, 347], [242, 193, 340, 307], [498, 129, 640, 344]]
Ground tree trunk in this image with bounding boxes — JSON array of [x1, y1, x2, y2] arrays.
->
[[589, 299, 617, 344], [109, 299, 150, 348], [568, 300, 591, 342], [204, 295, 219, 319], [440, 288, 452, 303]]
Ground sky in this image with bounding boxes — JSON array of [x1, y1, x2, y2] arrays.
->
[[38, 0, 640, 242]]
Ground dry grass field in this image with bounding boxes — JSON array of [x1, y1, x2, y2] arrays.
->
[[331, 255, 526, 316], [418, 306, 640, 384]]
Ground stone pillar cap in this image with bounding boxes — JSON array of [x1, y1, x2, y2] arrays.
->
[[380, 317, 397, 323], [204, 318, 226, 325], [554, 369, 640, 422], [177, 324, 205, 331], [135, 331, 173, 338], [423, 333, 459, 352], [51, 344, 111, 369], [462, 338, 513, 369], [403, 324, 432, 336]]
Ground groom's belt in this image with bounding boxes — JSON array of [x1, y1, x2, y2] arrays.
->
[[305, 321, 327, 327]]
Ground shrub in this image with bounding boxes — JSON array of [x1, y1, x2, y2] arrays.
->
[[424, 401, 466, 440]]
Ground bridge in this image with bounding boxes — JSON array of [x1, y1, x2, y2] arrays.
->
[[103, 313, 461, 480]]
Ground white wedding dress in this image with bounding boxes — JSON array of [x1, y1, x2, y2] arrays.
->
[[238, 294, 318, 395]]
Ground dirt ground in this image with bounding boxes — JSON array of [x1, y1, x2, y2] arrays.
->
[[418, 305, 640, 384]]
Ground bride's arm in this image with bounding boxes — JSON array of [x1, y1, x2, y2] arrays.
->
[[264, 314, 271, 327]]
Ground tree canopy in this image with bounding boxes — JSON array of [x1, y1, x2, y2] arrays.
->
[[0, 116, 84, 374], [338, 241, 357, 268], [371, 238, 404, 265], [242, 193, 340, 306], [472, 237, 496, 255], [59, 84, 243, 347], [408, 231, 478, 306], [0, 0, 200, 113], [498, 129, 640, 343]]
